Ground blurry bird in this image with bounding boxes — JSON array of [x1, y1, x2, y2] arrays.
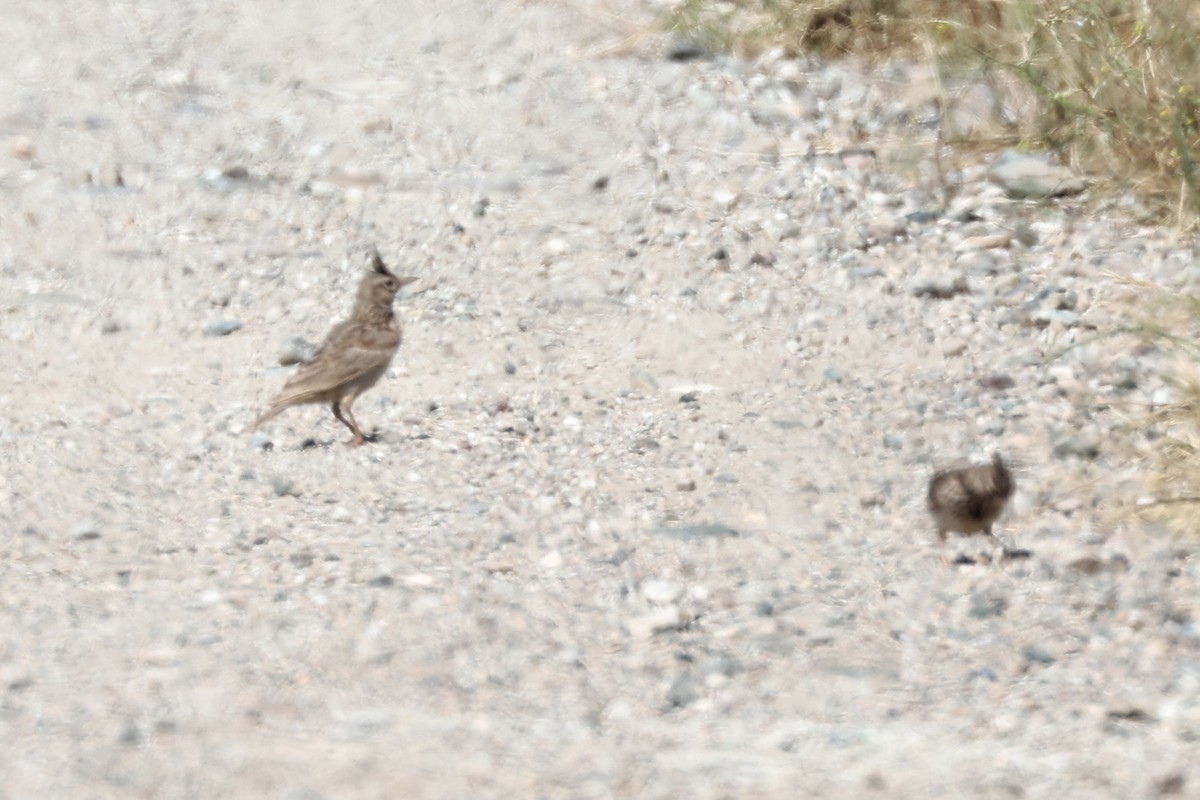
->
[[927, 452, 1014, 547], [253, 247, 417, 446]]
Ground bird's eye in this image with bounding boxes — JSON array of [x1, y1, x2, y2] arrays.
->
[[385, 279, 398, 290]]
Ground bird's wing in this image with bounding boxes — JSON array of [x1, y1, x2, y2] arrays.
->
[[275, 340, 397, 401], [254, 320, 401, 429], [959, 465, 1000, 498], [928, 470, 970, 510]]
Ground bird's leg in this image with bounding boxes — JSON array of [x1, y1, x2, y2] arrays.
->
[[336, 399, 369, 446], [331, 401, 354, 433], [331, 401, 367, 446], [982, 525, 1011, 563]]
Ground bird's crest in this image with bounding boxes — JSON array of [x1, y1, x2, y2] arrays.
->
[[369, 246, 393, 277]]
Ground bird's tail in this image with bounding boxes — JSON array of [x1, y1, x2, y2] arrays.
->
[[252, 402, 288, 431]]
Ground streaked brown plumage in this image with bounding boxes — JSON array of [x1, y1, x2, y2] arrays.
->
[[927, 452, 1014, 542], [253, 248, 417, 446]]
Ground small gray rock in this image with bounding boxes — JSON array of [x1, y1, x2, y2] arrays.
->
[[1107, 699, 1154, 722], [862, 216, 907, 246], [653, 523, 739, 541], [631, 437, 660, 454], [117, 721, 140, 745], [912, 273, 969, 299], [203, 320, 243, 337], [627, 606, 685, 638], [278, 336, 318, 365], [765, 219, 802, 242], [666, 671, 698, 708], [246, 432, 273, 451], [1022, 644, 1055, 665], [988, 150, 1086, 199], [665, 35, 711, 62], [848, 266, 884, 280], [270, 475, 300, 497], [1052, 431, 1101, 460], [641, 579, 683, 605], [969, 592, 1008, 619], [979, 373, 1015, 392], [1012, 220, 1038, 247], [72, 520, 101, 540], [1028, 308, 1081, 328]]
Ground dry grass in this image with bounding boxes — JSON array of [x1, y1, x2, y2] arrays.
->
[[663, 0, 1200, 222], [1123, 294, 1200, 534]]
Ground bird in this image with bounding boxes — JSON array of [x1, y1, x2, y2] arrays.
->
[[253, 247, 417, 446], [927, 452, 1014, 546]]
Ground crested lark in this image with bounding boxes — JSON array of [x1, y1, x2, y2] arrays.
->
[[254, 247, 417, 446], [927, 452, 1014, 545]]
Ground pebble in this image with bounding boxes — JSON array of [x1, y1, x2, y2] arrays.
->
[[270, 475, 300, 497], [1107, 699, 1155, 722], [8, 134, 34, 160], [665, 36, 711, 62], [1012, 221, 1038, 247], [1066, 554, 1131, 575], [1155, 773, 1185, 796], [627, 607, 685, 638], [203, 320, 243, 337], [246, 432, 273, 450], [911, 271, 969, 299], [987, 150, 1087, 198], [1052, 431, 1102, 460], [403, 573, 437, 588], [653, 523, 739, 540], [1022, 644, 1056, 666], [969, 592, 1008, 619], [279, 336, 318, 365], [666, 671, 699, 708], [71, 520, 101, 540], [641, 579, 684, 605], [940, 337, 968, 357], [862, 215, 907, 245], [956, 233, 1011, 251], [978, 373, 1015, 392]]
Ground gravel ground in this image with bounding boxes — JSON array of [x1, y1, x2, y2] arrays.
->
[[2, 1, 1199, 798]]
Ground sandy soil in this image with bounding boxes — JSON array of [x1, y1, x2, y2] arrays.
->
[[1, 1, 1198, 798]]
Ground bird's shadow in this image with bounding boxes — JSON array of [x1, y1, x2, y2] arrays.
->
[[293, 431, 383, 450]]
